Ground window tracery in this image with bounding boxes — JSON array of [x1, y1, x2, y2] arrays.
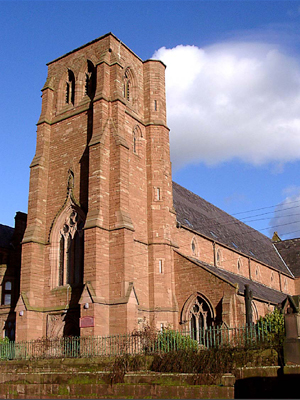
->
[[49, 170, 85, 290], [58, 210, 84, 286], [124, 68, 131, 101], [189, 296, 213, 341]]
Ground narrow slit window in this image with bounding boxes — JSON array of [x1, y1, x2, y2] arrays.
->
[[133, 133, 137, 153], [191, 239, 196, 255], [66, 70, 75, 105], [159, 259, 163, 274], [124, 68, 131, 101], [156, 187, 161, 201], [154, 100, 157, 111]]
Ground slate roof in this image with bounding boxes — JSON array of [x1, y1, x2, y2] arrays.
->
[[178, 252, 287, 305], [0, 224, 14, 249], [274, 238, 300, 278], [172, 181, 293, 277]]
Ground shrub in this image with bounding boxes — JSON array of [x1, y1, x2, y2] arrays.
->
[[256, 308, 285, 345], [0, 337, 9, 345], [155, 329, 198, 352]]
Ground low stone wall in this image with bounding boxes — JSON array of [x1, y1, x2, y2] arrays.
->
[[0, 359, 234, 399], [0, 359, 298, 399], [0, 381, 233, 399]]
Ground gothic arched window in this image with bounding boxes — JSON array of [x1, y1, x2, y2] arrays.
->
[[123, 67, 135, 102], [66, 69, 75, 105], [85, 60, 96, 99], [50, 203, 85, 289], [133, 125, 143, 155], [124, 68, 131, 101], [191, 237, 198, 256], [189, 296, 213, 342], [57, 210, 84, 286]]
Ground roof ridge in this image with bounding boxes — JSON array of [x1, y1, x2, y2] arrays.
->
[[172, 180, 271, 241], [172, 180, 292, 277]]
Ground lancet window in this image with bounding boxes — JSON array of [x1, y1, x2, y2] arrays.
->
[[58, 209, 84, 286], [133, 125, 143, 154], [123, 68, 131, 101], [66, 69, 75, 105], [85, 60, 96, 99]]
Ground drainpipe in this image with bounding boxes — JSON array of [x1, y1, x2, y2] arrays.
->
[[213, 241, 216, 266], [248, 257, 252, 280]]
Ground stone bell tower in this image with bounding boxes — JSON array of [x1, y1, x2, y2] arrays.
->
[[16, 33, 178, 341]]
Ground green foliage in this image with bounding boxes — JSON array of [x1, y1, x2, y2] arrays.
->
[[256, 308, 285, 345], [0, 337, 10, 345], [155, 329, 198, 352], [132, 323, 198, 354], [0, 337, 12, 360]]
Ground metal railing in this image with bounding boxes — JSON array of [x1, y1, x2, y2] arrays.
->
[[0, 322, 281, 360]]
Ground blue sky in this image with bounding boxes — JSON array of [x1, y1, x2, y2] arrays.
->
[[2, 0, 300, 240]]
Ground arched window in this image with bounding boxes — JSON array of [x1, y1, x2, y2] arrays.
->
[[124, 68, 131, 101], [189, 296, 213, 342], [133, 130, 137, 153], [85, 60, 96, 99], [4, 320, 15, 341], [191, 238, 198, 256], [133, 125, 143, 154], [50, 202, 85, 289], [66, 69, 75, 105], [57, 210, 84, 286]]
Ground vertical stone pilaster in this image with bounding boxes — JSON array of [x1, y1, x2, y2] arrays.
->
[[144, 60, 177, 328]]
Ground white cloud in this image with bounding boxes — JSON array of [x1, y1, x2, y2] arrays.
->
[[153, 42, 300, 170], [269, 187, 300, 239]]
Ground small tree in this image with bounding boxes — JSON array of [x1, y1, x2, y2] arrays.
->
[[256, 308, 285, 345]]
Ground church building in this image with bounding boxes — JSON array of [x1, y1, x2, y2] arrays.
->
[[0, 33, 298, 342]]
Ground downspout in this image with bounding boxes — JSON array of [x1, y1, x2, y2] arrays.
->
[[213, 241, 216, 266]]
